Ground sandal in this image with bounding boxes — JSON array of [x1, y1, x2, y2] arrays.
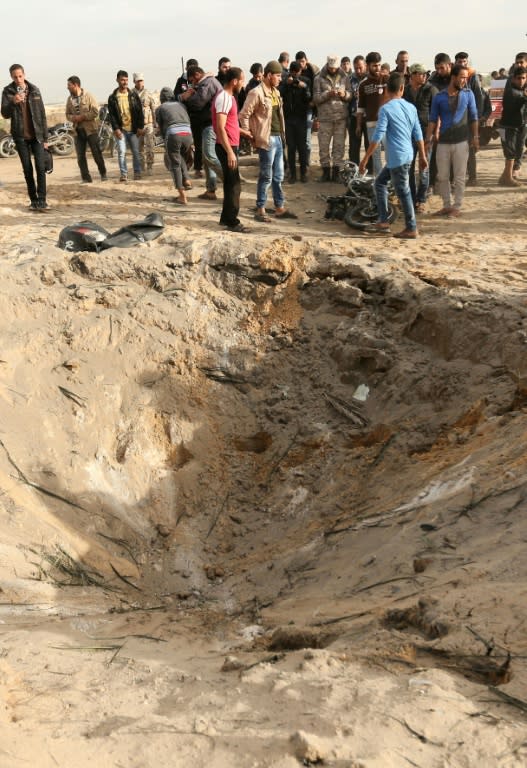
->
[[254, 213, 272, 223]]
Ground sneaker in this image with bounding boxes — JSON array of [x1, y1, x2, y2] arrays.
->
[[134, 173, 142, 181], [300, 174, 308, 183], [81, 178, 93, 184], [226, 223, 250, 233], [100, 174, 108, 182], [29, 201, 39, 211], [198, 191, 217, 200], [120, 175, 127, 183], [37, 201, 50, 212]]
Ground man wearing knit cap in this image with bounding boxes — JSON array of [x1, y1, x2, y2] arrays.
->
[[313, 54, 352, 181], [240, 60, 297, 222], [133, 73, 157, 175], [403, 63, 438, 209]]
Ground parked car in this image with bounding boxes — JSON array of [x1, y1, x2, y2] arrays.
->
[[479, 79, 505, 146]]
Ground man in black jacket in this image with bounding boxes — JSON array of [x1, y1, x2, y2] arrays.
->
[[279, 61, 311, 183], [107, 70, 144, 181], [499, 65, 527, 186], [403, 63, 438, 209], [179, 66, 223, 198], [1, 64, 49, 210]]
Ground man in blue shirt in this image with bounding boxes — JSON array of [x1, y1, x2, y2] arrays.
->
[[359, 72, 427, 239], [426, 64, 479, 216]]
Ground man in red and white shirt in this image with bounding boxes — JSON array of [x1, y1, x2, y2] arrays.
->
[[212, 67, 250, 233]]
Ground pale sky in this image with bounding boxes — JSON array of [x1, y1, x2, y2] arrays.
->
[[2, 1, 525, 104]]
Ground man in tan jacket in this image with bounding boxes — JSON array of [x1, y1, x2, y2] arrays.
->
[[66, 76, 107, 182], [239, 60, 297, 222]]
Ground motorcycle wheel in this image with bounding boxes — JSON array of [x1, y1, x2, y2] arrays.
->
[[344, 200, 398, 230], [0, 136, 16, 158], [98, 131, 111, 153], [50, 133, 74, 156]]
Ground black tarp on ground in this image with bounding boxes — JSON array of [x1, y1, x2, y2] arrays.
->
[[58, 212, 164, 252]]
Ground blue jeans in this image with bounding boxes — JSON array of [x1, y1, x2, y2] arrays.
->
[[115, 130, 141, 176], [305, 109, 313, 161], [375, 163, 416, 231], [257, 135, 285, 209], [202, 125, 222, 192]]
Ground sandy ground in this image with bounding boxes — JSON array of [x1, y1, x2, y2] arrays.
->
[[0, 140, 527, 767]]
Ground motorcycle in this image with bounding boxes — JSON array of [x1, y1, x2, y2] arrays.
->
[[97, 106, 114, 155], [0, 122, 75, 158], [324, 161, 398, 230]]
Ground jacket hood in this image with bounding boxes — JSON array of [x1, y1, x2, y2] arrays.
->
[[320, 64, 346, 79]]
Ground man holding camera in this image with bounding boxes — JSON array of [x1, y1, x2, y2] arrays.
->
[[313, 55, 352, 182], [279, 61, 311, 183], [1, 64, 49, 210]]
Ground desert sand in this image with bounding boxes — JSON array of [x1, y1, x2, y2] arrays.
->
[[0, 138, 526, 767]]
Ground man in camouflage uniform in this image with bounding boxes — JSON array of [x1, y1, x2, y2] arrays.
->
[[133, 73, 156, 175], [313, 55, 352, 182]]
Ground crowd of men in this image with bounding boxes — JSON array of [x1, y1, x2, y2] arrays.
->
[[1, 50, 526, 237]]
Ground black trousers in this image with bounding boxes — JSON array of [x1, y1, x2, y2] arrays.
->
[[190, 121, 203, 171], [348, 114, 370, 168], [216, 143, 240, 227], [74, 128, 107, 181], [14, 138, 46, 203], [285, 116, 308, 176]]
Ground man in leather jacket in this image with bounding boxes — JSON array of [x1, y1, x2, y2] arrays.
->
[[107, 70, 144, 181], [1, 64, 49, 210]]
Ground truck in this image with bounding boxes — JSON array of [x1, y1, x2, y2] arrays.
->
[[479, 79, 505, 146]]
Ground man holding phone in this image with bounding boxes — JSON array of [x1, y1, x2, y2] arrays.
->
[[1, 64, 49, 211]]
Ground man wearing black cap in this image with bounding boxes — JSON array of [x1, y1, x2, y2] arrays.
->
[[403, 63, 438, 208]]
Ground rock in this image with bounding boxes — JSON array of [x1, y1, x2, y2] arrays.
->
[[413, 557, 433, 573], [221, 655, 244, 672], [269, 626, 332, 651], [290, 730, 327, 762], [384, 597, 449, 639]]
